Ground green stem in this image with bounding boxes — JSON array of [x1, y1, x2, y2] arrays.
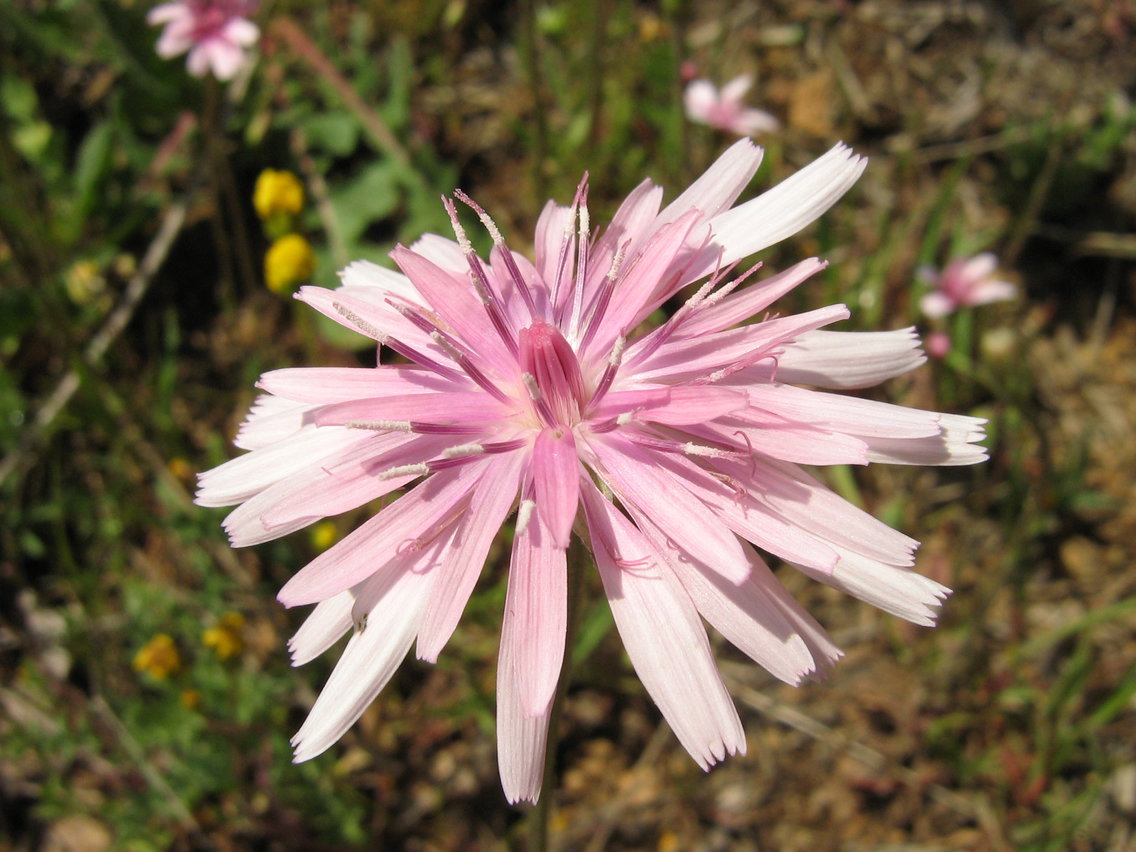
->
[[530, 538, 589, 852]]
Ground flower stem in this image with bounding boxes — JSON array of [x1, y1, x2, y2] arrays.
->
[[530, 537, 588, 852]]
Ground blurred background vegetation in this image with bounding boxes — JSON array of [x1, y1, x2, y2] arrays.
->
[[1, 0, 1135, 850]]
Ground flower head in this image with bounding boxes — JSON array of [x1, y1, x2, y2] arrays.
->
[[148, 0, 259, 81], [134, 633, 181, 679], [198, 140, 987, 803], [919, 253, 1017, 319], [254, 169, 305, 221], [684, 75, 780, 136], [264, 234, 315, 295]]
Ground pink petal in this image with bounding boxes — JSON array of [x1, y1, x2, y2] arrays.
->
[[772, 327, 926, 389], [532, 200, 574, 293], [960, 252, 998, 283], [390, 245, 514, 373], [735, 108, 780, 136], [258, 434, 454, 533], [640, 450, 841, 574], [657, 137, 764, 226], [257, 366, 461, 404], [586, 434, 751, 584], [701, 143, 867, 277], [290, 558, 438, 761], [233, 395, 316, 450], [719, 74, 754, 102], [694, 415, 870, 466], [196, 426, 370, 507], [585, 180, 664, 293], [584, 210, 708, 358], [675, 257, 828, 338], [683, 79, 719, 123], [531, 428, 580, 548], [288, 592, 354, 666], [864, 413, 988, 466], [640, 513, 838, 684], [920, 291, 954, 318], [497, 549, 557, 806], [202, 40, 247, 81], [581, 482, 746, 769], [223, 18, 259, 47], [627, 304, 850, 382], [414, 452, 526, 662], [793, 548, 951, 626], [277, 459, 489, 607], [502, 501, 567, 717], [742, 383, 946, 439], [589, 386, 748, 426], [337, 258, 419, 299], [725, 456, 919, 566], [313, 391, 515, 427]]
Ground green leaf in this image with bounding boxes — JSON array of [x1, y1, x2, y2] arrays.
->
[[301, 111, 361, 158], [329, 160, 401, 244]]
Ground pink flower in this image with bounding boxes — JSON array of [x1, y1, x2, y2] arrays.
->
[[197, 140, 987, 803], [919, 253, 1017, 319], [684, 74, 780, 136], [147, 0, 259, 81]]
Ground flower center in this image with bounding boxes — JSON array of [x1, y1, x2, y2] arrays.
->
[[518, 320, 587, 427]]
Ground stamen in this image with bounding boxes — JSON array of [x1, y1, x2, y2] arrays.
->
[[567, 199, 590, 340], [522, 372, 557, 427], [515, 498, 536, 536], [443, 195, 518, 355], [578, 240, 627, 352], [380, 463, 430, 480], [589, 333, 626, 405], [334, 303, 386, 342], [426, 438, 526, 470], [441, 442, 486, 459], [622, 262, 744, 365], [335, 301, 462, 381], [346, 420, 412, 432], [429, 331, 513, 404], [551, 174, 589, 317], [681, 442, 744, 460], [626, 432, 746, 462], [453, 189, 538, 318]]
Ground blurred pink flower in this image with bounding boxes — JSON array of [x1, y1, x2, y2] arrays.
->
[[198, 140, 987, 803], [148, 0, 259, 81], [684, 74, 780, 136], [919, 253, 1017, 319], [926, 330, 952, 360]]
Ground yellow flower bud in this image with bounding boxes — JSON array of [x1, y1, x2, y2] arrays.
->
[[264, 234, 315, 295], [253, 169, 305, 220]]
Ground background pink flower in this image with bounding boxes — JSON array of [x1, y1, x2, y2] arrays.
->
[[684, 74, 781, 136], [198, 140, 986, 803], [919, 252, 1017, 318], [148, 0, 259, 81]]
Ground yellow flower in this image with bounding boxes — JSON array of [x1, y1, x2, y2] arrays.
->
[[264, 234, 315, 295], [202, 612, 245, 661], [253, 169, 305, 220], [133, 634, 181, 679]]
